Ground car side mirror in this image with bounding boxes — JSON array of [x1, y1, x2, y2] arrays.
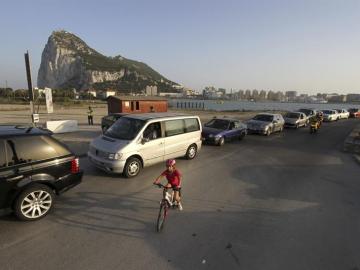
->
[[272, 120, 277, 124]]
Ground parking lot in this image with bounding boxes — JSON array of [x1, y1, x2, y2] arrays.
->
[[1, 118, 359, 270]]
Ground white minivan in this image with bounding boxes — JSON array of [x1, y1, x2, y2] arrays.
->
[[88, 113, 202, 177]]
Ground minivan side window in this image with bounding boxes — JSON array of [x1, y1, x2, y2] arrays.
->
[[165, 120, 185, 137], [0, 140, 6, 168], [184, 118, 200, 133], [143, 122, 162, 140]]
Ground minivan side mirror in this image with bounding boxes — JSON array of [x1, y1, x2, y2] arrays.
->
[[141, 137, 150, 144]]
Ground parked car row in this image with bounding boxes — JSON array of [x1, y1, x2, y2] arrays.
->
[[2, 106, 358, 221]]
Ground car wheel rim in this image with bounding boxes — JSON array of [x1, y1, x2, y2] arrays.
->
[[188, 146, 196, 158], [21, 190, 52, 219], [128, 161, 140, 176]]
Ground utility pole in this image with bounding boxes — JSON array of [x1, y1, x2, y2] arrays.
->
[[24, 51, 36, 124]]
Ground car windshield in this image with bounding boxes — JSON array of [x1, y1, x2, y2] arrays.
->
[[349, 108, 358, 112], [253, 114, 274, 122], [205, 119, 229, 130], [322, 110, 333, 114], [285, 113, 300, 119], [105, 117, 145, 140], [299, 109, 311, 115]]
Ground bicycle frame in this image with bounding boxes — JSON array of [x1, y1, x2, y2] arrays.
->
[[155, 184, 175, 232]]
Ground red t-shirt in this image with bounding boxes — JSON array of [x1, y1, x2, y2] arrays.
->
[[161, 169, 181, 187]]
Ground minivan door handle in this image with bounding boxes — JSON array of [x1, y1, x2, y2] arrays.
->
[[7, 175, 23, 181]]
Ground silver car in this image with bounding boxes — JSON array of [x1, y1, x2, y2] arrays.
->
[[247, 113, 285, 136], [284, 112, 308, 129]]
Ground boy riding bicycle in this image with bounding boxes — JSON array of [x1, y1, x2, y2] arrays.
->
[[153, 159, 183, 211]]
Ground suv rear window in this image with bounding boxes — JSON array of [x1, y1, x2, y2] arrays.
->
[[5, 135, 71, 166]]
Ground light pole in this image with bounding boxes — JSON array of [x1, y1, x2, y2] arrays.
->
[[24, 51, 36, 124]]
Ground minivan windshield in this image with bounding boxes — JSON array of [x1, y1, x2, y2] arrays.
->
[[105, 117, 145, 140], [253, 114, 274, 122]]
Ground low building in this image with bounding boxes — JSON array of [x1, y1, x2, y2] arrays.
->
[[97, 89, 116, 99], [145, 85, 158, 96], [158, 92, 183, 98], [107, 96, 168, 114]]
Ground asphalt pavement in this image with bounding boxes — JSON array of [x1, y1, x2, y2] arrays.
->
[[0, 119, 360, 270]]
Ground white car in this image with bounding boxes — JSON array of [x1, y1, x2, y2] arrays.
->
[[335, 109, 350, 119], [322, 110, 339, 122]]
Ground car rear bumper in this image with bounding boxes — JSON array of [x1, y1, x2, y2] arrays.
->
[[55, 171, 83, 194]]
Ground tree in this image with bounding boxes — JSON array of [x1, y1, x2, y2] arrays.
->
[[0, 88, 13, 98]]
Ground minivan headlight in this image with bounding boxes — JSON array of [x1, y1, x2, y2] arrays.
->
[[108, 153, 122, 160]]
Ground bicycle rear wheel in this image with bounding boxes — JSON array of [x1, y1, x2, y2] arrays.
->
[[156, 203, 167, 232]]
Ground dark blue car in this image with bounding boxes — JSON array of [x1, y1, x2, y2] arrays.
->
[[201, 118, 247, 146]]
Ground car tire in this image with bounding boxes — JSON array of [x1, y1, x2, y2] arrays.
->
[[14, 184, 54, 221], [218, 137, 225, 146], [124, 157, 142, 178], [239, 132, 245, 140], [185, 144, 197, 159]]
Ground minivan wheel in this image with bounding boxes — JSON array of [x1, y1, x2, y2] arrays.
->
[[124, 157, 141, 178], [185, 144, 197, 159], [14, 184, 54, 221]]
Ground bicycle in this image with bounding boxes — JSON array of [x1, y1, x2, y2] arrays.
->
[[154, 183, 179, 232]]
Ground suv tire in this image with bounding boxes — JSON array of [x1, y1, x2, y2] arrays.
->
[[124, 157, 142, 178], [14, 184, 54, 221]]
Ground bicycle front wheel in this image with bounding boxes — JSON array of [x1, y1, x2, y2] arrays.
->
[[156, 203, 167, 232]]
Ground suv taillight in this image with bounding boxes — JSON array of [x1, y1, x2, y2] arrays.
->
[[71, 158, 79, 173]]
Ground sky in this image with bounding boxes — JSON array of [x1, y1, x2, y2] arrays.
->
[[0, 0, 360, 94]]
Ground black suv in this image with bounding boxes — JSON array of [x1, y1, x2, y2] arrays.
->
[[0, 126, 83, 221]]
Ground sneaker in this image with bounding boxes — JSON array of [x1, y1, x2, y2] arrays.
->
[[178, 202, 183, 211]]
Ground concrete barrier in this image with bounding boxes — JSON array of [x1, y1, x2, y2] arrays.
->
[[343, 124, 360, 154], [46, 120, 78, 133]]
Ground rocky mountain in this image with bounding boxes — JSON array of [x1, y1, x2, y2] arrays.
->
[[37, 30, 178, 92]]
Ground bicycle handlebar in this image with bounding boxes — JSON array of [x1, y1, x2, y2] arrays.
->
[[154, 183, 170, 189]]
